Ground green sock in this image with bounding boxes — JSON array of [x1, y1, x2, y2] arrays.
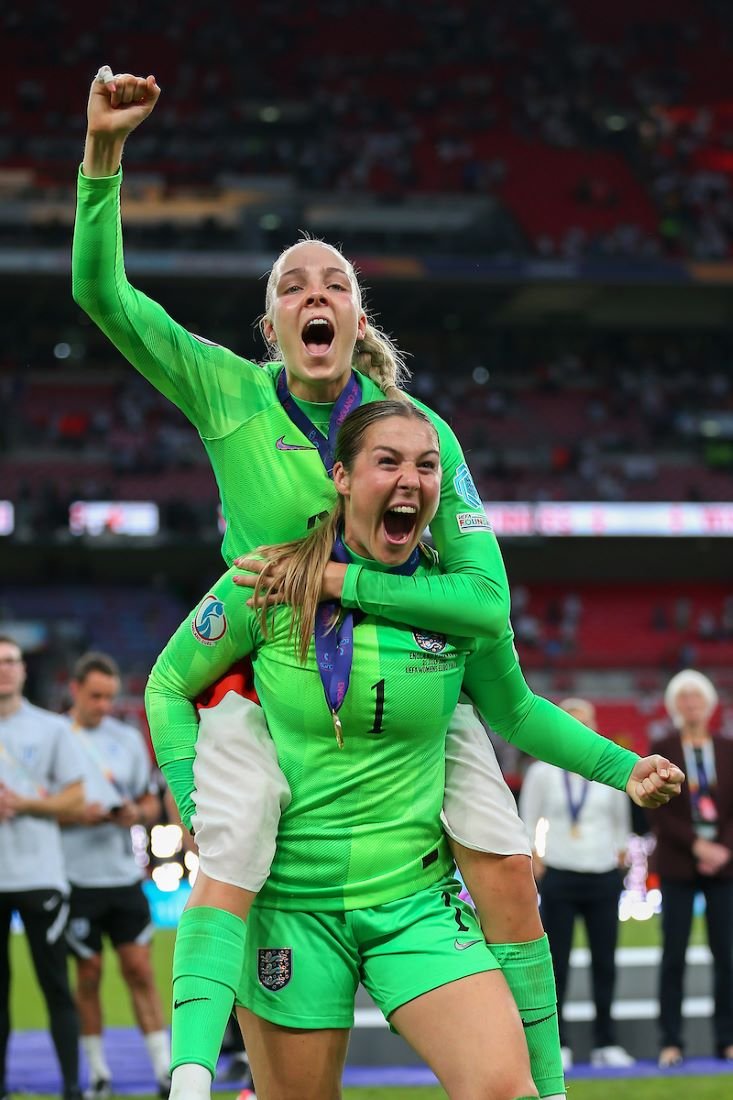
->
[[491, 934, 565, 1099], [170, 906, 246, 1075]]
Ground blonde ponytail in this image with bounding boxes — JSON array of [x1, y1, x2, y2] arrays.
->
[[353, 321, 411, 401], [253, 505, 344, 664]]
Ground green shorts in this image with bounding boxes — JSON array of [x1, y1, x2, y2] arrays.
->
[[237, 875, 499, 1029]]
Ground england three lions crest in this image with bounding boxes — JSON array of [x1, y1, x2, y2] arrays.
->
[[258, 947, 292, 991], [413, 629, 447, 653]]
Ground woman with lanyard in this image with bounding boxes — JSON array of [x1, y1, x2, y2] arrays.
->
[[74, 68, 682, 1100], [652, 670, 733, 1069], [519, 698, 635, 1071], [147, 401, 682, 1100]]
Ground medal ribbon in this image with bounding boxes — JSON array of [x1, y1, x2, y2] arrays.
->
[[682, 740, 718, 829], [276, 368, 362, 477], [563, 771, 590, 831], [314, 532, 420, 747]]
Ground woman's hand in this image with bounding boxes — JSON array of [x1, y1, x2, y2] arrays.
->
[[233, 555, 347, 607], [83, 67, 161, 177], [625, 755, 685, 809], [87, 67, 161, 137], [233, 556, 284, 608]]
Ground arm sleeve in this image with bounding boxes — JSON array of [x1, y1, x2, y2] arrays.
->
[[144, 571, 259, 827], [51, 724, 86, 791], [341, 411, 510, 638], [462, 628, 640, 790], [72, 169, 272, 438]]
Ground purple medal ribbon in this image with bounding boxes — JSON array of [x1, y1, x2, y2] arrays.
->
[[563, 771, 589, 833], [314, 533, 420, 748], [276, 368, 362, 477]]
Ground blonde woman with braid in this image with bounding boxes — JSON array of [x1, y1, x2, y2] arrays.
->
[[73, 68, 683, 1100]]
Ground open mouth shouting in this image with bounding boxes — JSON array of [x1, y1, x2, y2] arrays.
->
[[382, 502, 419, 547], [301, 316, 335, 357]]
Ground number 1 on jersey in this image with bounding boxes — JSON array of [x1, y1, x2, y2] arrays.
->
[[369, 678, 385, 735]]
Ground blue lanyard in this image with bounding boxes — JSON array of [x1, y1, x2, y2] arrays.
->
[[562, 771, 590, 829], [276, 368, 362, 477], [314, 533, 420, 748]]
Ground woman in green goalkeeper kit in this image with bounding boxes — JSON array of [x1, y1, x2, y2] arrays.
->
[[147, 402, 683, 1100], [75, 69, 683, 1100]]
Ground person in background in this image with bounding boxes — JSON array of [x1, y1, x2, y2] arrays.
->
[[652, 669, 733, 1069], [519, 697, 636, 1070], [0, 634, 85, 1100], [59, 652, 170, 1099]]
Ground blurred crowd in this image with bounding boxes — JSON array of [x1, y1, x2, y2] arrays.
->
[[4, 0, 733, 258]]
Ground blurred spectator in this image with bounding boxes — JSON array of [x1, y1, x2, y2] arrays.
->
[[0, 634, 84, 1100], [61, 652, 171, 1099], [651, 669, 733, 1068], [519, 697, 635, 1071]]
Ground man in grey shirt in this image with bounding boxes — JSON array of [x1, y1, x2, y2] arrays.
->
[[61, 652, 170, 1100], [0, 634, 84, 1100]]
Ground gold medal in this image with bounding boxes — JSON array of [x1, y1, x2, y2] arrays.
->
[[331, 709, 344, 750], [570, 823, 581, 838]]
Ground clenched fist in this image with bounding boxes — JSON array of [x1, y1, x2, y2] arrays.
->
[[626, 754, 685, 809], [87, 66, 161, 139]]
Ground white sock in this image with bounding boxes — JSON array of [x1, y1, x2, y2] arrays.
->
[[144, 1029, 172, 1082], [169, 1064, 213, 1100], [80, 1034, 111, 1081]]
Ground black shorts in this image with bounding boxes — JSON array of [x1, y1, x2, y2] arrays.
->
[[66, 882, 153, 957]]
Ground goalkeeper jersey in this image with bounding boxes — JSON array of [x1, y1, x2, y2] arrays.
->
[[72, 169, 508, 639], [146, 550, 639, 912]]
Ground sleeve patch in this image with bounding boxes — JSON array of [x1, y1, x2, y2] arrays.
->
[[191, 594, 228, 645], [456, 512, 493, 533], [453, 463, 483, 510]]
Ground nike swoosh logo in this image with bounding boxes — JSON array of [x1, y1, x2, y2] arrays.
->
[[173, 997, 211, 1009], [454, 938, 483, 951], [522, 1012, 557, 1029], [276, 436, 317, 452]]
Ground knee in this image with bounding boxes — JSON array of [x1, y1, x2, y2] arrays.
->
[[76, 957, 103, 995], [448, 1075, 537, 1100], [120, 953, 154, 991]]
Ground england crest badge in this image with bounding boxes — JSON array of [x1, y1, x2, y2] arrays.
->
[[258, 947, 292, 991]]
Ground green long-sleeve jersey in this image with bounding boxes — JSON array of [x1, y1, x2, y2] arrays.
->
[[72, 169, 509, 639], [146, 550, 639, 912]]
